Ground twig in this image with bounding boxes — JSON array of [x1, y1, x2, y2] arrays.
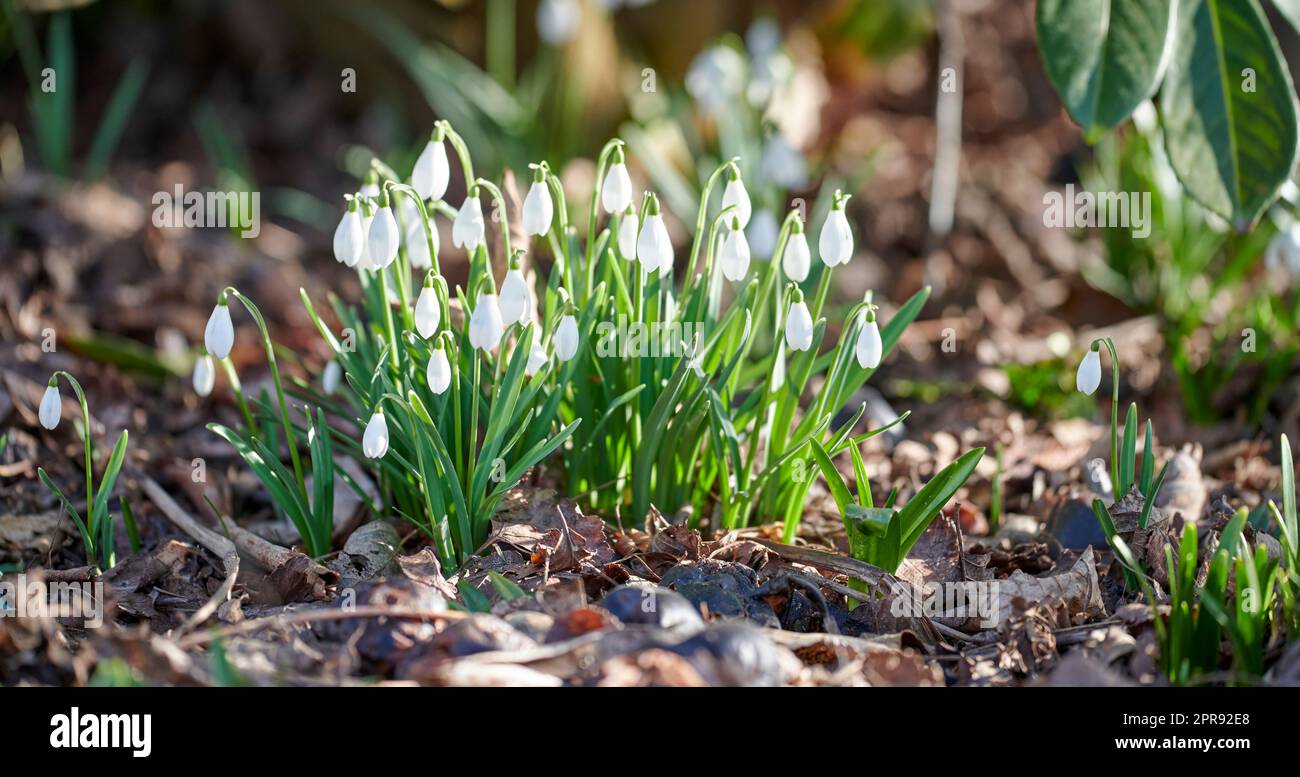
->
[[176, 605, 465, 650]]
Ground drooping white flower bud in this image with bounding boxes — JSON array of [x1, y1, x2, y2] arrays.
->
[[785, 297, 813, 352], [427, 347, 452, 395], [205, 300, 235, 360], [362, 410, 390, 459], [414, 283, 441, 338], [617, 207, 638, 260], [322, 359, 342, 395], [468, 293, 505, 352], [818, 193, 854, 267], [720, 220, 751, 282], [782, 222, 811, 282], [636, 194, 673, 274], [855, 312, 882, 369], [38, 381, 61, 430], [193, 353, 216, 397], [1076, 347, 1101, 395], [453, 192, 486, 251], [404, 214, 438, 270], [522, 172, 554, 236], [720, 169, 752, 229], [601, 151, 633, 214], [500, 266, 531, 325], [412, 135, 450, 202], [367, 199, 400, 269], [333, 201, 364, 266], [555, 314, 580, 361]]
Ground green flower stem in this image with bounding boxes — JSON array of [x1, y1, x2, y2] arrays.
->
[[437, 120, 475, 190], [586, 139, 625, 267], [681, 157, 739, 303], [223, 287, 306, 494], [51, 371, 94, 532], [376, 267, 402, 380], [218, 357, 259, 437], [1093, 336, 1121, 497], [475, 178, 512, 261]]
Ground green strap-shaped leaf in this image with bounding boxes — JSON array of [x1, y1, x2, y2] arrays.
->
[[1037, 0, 1176, 137], [1160, 0, 1300, 226]]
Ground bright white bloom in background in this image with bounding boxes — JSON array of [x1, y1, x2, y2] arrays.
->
[[362, 410, 390, 459], [360, 179, 380, 199], [555, 314, 580, 361], [855, 313, 882, 369], [322, 359, 342, 395], [404, 215, 437, 270], [414, 284, 441, 338], [617, 207, 638, 260], [500, 267, 531, 325], [747, 208, 779, 259], [38, 382, 61, 430], [1076, 347, 1101, 395], [782, 222, 810, 281], [427, 348, 452, 394], [333, 202, 364, 266], [819, 194, 853, 267], [412, 136, 450, 201], [720, 220, 751, 282], [785, 298, 813, 352], [523, 176, 554, 236], [1265, 223, 1300, 275], [760, 131, 808, 190], [721, 172, 752, 229], [453, 193, 486, 251], [193, 353, 216, 397], [526, 338, 549, 376], [686, 44, 746, 115], [205, 301, 234, 359], [537, 0, 580, 46], [468, 293, 505, 351], [601, 153, 633, 214], [367, 201, 400, 269]]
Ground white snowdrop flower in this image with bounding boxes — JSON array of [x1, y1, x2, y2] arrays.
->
[[855, 312, 882, 369], [193, 353, 216, 397], [537, 0, 580, 46], [721, 171, 752, 229], [617, 207, 639, 260], [747, 208, 779, 259], [427, 347, 452, 395], [453, 192, 486, 251], [367, 199, 400, 269], [522, 172, 554, 236], [720, 220, 751, 282], [414, 283, 441, 338], [637, 213, 671, 274], [404, 214, 438, 270], [205, 300, 235, 360], [785, 297, 813, 352], [38, 381, 61, 430], [333, 201, 364, 266], [500, 266, 531, 325], [601, 152, 633, 214], [362, 410, 389, 459], [1076, 347, 1101, 395], [782, 222, 811, 282], [818, 193, 854, 267], [354, 211, 374, 269], [555, 314, 580, 361], [412, 135, 451, 202], [468, 293, 505, 352], [1265, 223, 1300, 275], [525, 338, 549, 376], [322, 359, 342, 395]]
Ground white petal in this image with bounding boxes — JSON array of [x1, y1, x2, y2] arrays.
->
[[362, 412, 390, 459], [522, 181, 554, 236], [404, 216, 437, 269], [412, 139, 450, 201], [1076, 350, 1101, 395], [333, 209, 364, 265], [818, 208, 853, 267], [468, 293, 504, 351], [855, 319, 882, 369], [354, 214, 374, 268], [453, 197, 485, 251], [782, 232, 811, 282], [654, 216, 674, 273], [721, 178, 752, 229], [38, 385, 61, 430], [601, 163, 632, 214], [637, 215, 663, 272], [205, 304, 235, 359], [368, 206, 400, 268], [193, 354, 216, 397], [720, 227, 751, 282], [322, 360, 342, 395], [500, 269, 531, 325], [785, 302, 813, 352], [414, 285, 442, 338], [427, 349, 452, 394], [555, 315, 580, 361], [617, 214, 639, 260], [525, 339, 549, 376]]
